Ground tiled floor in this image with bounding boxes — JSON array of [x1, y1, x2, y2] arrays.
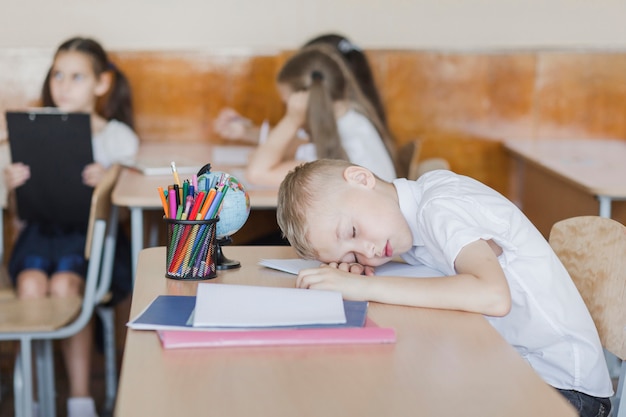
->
[[0, 297, 131, 417]]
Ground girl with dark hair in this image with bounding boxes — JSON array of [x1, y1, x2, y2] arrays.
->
[[4, 36, 138, 417], [303, 33, 387, 126], [213, 33, 390, 143], [245, 44, 396, 186]]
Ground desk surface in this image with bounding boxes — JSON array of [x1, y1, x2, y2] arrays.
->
[[504, 138, 626, 198], [115, 246, 576, 417], [112, 142, 278, 209]]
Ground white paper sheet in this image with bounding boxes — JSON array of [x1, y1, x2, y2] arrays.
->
[[211, 145, 254, 166], [192, 283, 347, 327], [259, 259, 444, 278], [122, 156, 202, 176]]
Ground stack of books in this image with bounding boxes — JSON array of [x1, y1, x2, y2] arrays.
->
[[127, 283, 396, 349]]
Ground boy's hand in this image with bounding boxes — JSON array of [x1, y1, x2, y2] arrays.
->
[[296, 264, 372, 301], [82, 163, 106, 187], [4, 162, 30, 190], [326, 262, 376, 276]]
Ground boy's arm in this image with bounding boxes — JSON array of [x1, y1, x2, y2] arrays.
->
[[297, 239, 512, 317]]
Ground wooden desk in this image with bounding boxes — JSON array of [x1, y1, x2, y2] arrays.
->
[[504, 138, 626, 234], [112, 142, 279, 276], [115, 246, 576, 417]]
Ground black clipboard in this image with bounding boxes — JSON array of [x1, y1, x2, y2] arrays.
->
[[6, 110, 94, 226]]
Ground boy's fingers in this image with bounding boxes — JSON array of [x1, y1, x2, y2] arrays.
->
[[363, 266, 376, 276]]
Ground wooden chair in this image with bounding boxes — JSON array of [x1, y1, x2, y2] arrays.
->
[[396, 139, 451, 180], [396, 139, 421, 179], [548, 216, 626, 416], [414, 157, 450, 179], [0, 164, 121, 417]]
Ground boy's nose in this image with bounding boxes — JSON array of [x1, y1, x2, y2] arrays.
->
[[361, 242, 377, 259]]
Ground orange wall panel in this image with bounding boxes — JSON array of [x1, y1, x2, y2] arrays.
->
[[2, 48, 625, 203]]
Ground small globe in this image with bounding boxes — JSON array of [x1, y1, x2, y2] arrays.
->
[[200, 171, 250, 238]]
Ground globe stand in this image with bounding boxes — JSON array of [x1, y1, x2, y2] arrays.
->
[[215, 236, 241, 270]]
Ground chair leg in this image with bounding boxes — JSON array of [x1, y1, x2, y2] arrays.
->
[[14, 351, 24, 417], [35, 340, 56, 417], [616, 361, 626, 417], [97, 305, 118, 414]]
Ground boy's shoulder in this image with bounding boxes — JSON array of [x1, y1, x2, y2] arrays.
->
[[400, 170, 508, 209]]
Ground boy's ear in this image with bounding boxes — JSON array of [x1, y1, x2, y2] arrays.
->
[[94, 71, 113, 97], [343, 166, 376, 189]]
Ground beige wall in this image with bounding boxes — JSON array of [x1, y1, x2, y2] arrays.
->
[[1, 0, 626, 51]]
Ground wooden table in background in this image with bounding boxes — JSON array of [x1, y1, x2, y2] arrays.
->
[[115, 246, 576, 417], [504, 138, 626, 235]]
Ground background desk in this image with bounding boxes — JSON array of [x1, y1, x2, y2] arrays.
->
[[504, 138, 626, 236], [115, 246, 576, 417], [112, 142, 279, 276]]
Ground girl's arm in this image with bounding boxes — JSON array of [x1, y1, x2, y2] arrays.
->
[[245, 92, 309, 186], [213, 108, 260, 144], [296, 239, 512, 317]]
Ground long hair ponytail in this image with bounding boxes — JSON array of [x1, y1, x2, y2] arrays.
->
[[307, 71, 348, 160]]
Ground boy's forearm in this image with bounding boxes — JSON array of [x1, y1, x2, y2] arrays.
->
[[363, 274, 511, 317]]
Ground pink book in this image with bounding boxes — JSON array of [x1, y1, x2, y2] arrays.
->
[[157, 318, 396, 349]]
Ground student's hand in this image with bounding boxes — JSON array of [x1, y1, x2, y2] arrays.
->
[[283, 91, 308, 127], [4, 162, 30, 190], [213, 108, 254, 141], [296, 264, 371, 301], [326, 261, 376, 276], [82, 163, 106, 187]]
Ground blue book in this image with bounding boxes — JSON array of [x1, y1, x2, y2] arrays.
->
[[127, 295, 368, 331]]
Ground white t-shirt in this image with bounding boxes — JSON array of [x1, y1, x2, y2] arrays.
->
[[393, 170, 613, 397], [92, 119, 139, 167], [295, 109, 396, 182]]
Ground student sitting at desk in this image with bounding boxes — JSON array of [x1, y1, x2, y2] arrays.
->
[[213, 33, 390, 145], [243, 44, 396, 187], [276, 159, 613, 417], [4, 37, 139, 417]]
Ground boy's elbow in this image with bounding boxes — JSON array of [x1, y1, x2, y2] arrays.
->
[[486, 289, 512, 317]]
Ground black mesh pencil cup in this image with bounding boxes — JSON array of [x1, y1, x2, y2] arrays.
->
[[165, 217, 219, 280]]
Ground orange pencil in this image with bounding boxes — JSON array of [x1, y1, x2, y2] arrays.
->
[[157, 186, 169, 218], [197, 189, 216, 220]]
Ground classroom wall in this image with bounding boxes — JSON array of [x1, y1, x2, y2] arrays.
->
[[1, 0, 626, 50]]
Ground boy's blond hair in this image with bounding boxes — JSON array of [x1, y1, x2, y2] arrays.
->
[[277, 159, 354, 259]]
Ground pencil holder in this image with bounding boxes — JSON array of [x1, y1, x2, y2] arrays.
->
[[165, 217, 219, 280]]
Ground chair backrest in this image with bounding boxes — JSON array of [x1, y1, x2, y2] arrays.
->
[[396, 139, 422, 180], [415, 157, 450, 179], [85, 164, 121, 260], [548, 216, 626, 360]]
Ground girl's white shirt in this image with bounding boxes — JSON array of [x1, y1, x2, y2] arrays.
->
[[294, 109, 396, 182], [92, 119, 139, 167]]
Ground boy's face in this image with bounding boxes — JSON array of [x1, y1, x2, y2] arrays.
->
[[305, 167, 414, 267]]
